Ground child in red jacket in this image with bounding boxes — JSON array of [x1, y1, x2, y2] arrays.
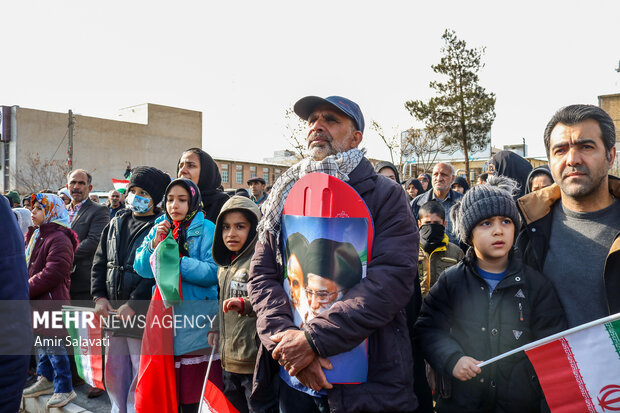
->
[[23, 193, 79, 409]]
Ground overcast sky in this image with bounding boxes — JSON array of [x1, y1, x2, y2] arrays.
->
[[3, 0, 620, 163]]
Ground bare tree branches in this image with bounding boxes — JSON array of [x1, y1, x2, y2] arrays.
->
[[284, 107, 308, 160], [401, 126, 448, 175], [370, 121, 400, 165], [14, 153, 67, 194]]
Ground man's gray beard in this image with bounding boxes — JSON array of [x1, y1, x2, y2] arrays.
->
[[558, 172, 606, 199], [309, 144, 336, 161]]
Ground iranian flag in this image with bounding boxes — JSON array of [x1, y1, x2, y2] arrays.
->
[[112, 179, 129, 193], [478, 313, 620, 413], [63, 307, 105, 390], [526, 317, 620, 412], [198, 352, 239, 413]]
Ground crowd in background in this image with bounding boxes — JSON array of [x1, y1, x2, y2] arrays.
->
[[1, 97, 619, 413]]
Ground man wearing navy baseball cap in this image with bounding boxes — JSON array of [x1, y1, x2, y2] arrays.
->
[[293, 96, 365, 161], [248, 95, 420, 412]]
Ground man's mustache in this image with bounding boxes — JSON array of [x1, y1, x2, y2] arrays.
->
[[562, 166, 589, 179], [308, 132, 332, 147]]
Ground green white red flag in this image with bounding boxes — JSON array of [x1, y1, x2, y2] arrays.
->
[[112, 179, 129, 193], [525, 317, 620, 412], [478, 313, 620, 413], [63, 307, 105, 390]]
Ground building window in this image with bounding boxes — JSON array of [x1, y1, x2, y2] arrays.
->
[[263, 167, 269, 185], [250, 166, 257, 178], [274, 168, 281, 180], [236, 165, 243, 184], [221, 164, 229, 183]]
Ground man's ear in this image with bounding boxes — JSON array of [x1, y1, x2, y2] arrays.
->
[[88, 184, 93, 192], [417, 220, 422, 227], [442, 220, 447, 228], [608, 146, 617, 168], [350, 131, 363, 149]]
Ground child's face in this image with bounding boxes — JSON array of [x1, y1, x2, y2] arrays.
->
[[222, 211, 251, 253], [471, 216, 515, 261], [166, 185, 190, 221], [128, 185, 154, 215], [418, 213, 446, 227], [31, 201, 45, 226]]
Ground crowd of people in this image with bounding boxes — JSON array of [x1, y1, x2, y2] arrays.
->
[[1, 96, 618, 413]]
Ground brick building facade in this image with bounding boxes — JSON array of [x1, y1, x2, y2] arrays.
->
[[213, 158, 289, 190]]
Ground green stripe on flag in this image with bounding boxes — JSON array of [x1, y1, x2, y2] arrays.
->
[[62, 310, 85, 381], [604, 319, 620, 360]]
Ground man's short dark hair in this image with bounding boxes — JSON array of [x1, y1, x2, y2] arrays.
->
[[418, 200, 445, 221], [543, 104, 616, 160], [67, 169, 93, 185], [478, 173, 488, 183]]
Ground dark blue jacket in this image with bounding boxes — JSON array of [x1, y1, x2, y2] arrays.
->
[[0, 196, 32, 413]]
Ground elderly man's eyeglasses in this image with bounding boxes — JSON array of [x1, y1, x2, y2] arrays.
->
[[305, 288, 344, 303]]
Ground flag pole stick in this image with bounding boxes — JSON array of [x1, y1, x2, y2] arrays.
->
[[477, 312, 620, 368], [198, 348, 216, 413]]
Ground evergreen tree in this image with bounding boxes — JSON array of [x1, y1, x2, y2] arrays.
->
[[405, 29, 496, 180]]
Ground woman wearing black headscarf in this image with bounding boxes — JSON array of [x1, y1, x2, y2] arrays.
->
[[417, 173, 432, 193], [403, 178, 424, 203], [177, 148, 230, 224], [488, 150, 533, 199]]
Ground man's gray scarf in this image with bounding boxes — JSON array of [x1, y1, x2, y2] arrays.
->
[[257, 148, 365, 265]]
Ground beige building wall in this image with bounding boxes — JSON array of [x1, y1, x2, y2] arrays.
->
[[8, 103, 201, 192]]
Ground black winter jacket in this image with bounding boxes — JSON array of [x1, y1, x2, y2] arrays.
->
[[415, 253, 567, 413], [91, 210, 157, 336]]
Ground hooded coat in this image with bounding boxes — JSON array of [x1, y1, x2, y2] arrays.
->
[[489, 151, 533, 199], [524, 165, 553, 194], [177, 149, 230, 224], [213, 196, 261, 374]]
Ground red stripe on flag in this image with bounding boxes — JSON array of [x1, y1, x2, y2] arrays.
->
[[201, 380, 239, 413], [87, 313, 105, 390], [135, 288, 178, 413], [526, 338, 594, 413]]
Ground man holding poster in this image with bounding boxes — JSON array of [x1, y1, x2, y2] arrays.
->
[[248, 95, 420, 412]]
